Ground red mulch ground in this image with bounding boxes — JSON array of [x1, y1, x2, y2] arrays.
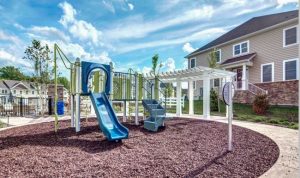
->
[[0, 118, 279, 178]]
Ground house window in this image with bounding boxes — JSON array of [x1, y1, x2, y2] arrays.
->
[[215, 49, 221, 63], [1, 90, 4, 94], [26, 90, 28, 95], [13, 90, 16, 94], [190, 58, 196, 68], [261, 63, 274, 83], [193, 81, 196, 90], [283, 58, 298, 80], [283, 26, 298, 47], [20, 91, 22, 94], [199, 87, 203, 97], [233, 41, 249, 56], [32, 91, 34, 94], [214, 79, 220, 87], [4, 90, 7, 94]]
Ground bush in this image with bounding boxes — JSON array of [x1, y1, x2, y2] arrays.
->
[[252, 94, 269, 115], [210, 89, 218, 111]]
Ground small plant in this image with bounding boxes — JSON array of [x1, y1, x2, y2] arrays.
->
[[210, 89, 218, 111], [252, 94, 269, 115]]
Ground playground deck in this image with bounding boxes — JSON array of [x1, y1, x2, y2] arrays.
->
[[0, 118, 278, 177]]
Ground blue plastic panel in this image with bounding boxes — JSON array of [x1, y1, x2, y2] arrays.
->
[[81, 61, 111, 95]]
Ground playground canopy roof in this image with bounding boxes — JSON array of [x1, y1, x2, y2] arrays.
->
[[145, 66, 236, 82]]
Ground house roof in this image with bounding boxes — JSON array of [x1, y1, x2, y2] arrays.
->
[[0, 81, 8, 89], [221, 52, 256, 66], [2, 80, 48, 90], [186, 10, 298, 58]]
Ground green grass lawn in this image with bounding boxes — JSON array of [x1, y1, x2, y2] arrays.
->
[[0, 120, 6, 128], [166, 100, 298, 130]]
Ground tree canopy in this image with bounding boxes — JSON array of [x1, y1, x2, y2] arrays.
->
[[23, 39, 52, 85], [0, 66, 28, 81], [57, 76, 70, 90]]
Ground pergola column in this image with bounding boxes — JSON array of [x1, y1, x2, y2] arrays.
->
[[203, 77, 210, 119], [242, 64, 247, 90], [188, 80, 194, 115], [176, 79, 182, 116]]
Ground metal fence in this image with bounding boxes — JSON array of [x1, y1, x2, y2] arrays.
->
[[0, 97, 49, 117]]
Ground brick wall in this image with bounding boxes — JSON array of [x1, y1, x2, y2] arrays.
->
[[233, 80, 298, 106]]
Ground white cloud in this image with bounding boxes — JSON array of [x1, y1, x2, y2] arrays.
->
[[68, 20, 102, 44], [128, 3, 134, 10], [155, 0, 180, 12], [102, 0, 116, 13], [105, 5, 214, 40], [163, 58, 176, 72], [0, 49, 16, 61], [117, 27, 227, 53], [0, 30, 21, 44], [182, 60, 188, 69], [276, 0, 298, 8], [142, 66, 152, 74], [29, 26, 70, 42], [0, 49, 31, 69], [13, 23, 26, 30], [182, 42, 195, 53], [58, 1, 102, 45], [58, 1, 76, 27]]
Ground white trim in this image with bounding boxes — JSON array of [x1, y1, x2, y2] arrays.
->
[[261, 62, 274, 83], [283, 25, 298, 48], [232, 40, 249, 57], [11, 82, 29, 90], [216, 49, 222, 63], [190, 58, 196, 68], [283, 58, 299, 81]]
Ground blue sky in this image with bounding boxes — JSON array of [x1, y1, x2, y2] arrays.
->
[[0, 0, 298, 76]]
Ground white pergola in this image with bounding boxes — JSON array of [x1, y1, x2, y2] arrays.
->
[[145, 66, 236, 119], [146, 66, 236, 151]]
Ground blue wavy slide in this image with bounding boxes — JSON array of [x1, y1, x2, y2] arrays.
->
[[90, 92, 129, 141]]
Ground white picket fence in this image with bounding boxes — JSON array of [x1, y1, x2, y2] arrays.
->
[[161, 97, 185, 108]]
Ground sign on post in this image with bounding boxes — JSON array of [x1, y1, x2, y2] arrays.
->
[[222, 82, 235, 106]]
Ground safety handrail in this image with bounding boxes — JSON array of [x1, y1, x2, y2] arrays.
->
[[248, 82, 268, 95]]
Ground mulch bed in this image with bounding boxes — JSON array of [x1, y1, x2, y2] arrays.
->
[[0, 118, 279, 177]]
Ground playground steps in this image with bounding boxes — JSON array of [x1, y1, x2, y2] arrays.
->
[[142, 99, 166, 132]]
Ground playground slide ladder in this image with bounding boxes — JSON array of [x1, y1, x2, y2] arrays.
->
[[142, 99, 166, 132]]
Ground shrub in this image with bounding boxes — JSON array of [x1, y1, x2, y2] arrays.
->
[[210, 89, 218, 111], [268, 119, 279, 124], [252, 94, 269, 115]]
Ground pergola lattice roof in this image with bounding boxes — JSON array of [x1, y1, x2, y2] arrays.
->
[[145, 66, 236, 82]]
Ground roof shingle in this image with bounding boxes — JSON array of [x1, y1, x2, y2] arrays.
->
[[221, 52, 256, 65]]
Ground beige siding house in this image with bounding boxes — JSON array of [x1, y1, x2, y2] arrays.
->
[[186, 10, 299, 105]]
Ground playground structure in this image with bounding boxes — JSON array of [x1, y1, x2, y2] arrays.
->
[[53, 44, 236, 150], [53, 44, 169, 141]]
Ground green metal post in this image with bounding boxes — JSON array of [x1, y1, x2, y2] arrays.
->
[[94, 71, 100, 93], [54, 44, 58, 132]]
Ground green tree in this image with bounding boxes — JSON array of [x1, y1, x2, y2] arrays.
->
[[57, 76, 70, 90], [164, 83, 173, 98], [23, 39, 52, 115], [150, 54, 163, 99], [0, 66, 27, 81], [24, 39, 52, 84], [207, 48, 221, 112]]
